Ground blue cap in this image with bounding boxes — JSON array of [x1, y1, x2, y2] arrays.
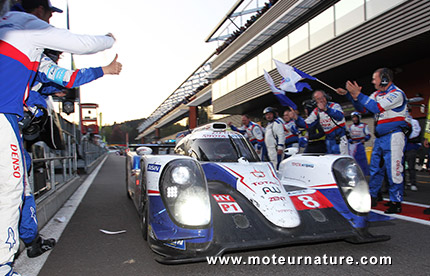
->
[[46, 0, 63, 13]]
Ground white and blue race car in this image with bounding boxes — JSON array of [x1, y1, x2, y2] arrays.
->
[[126, 123, 388, 263]]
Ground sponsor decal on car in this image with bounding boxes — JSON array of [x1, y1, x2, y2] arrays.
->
[[251, 181, 279, 186], [147, 163, 161, 172], [164, 240, 186, 250], [289, 191, 333, 210], [251, 169, 265, 178], [213, 194, 243, 214], [291, 162, 314, 168], [269, 196, 287, 202], [262, 186, 281, 194], [201, 133, 227, 138]]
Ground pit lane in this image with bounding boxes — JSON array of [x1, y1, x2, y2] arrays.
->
[[16, 154, 430, 275]]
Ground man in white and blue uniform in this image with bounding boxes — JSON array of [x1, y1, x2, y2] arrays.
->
[[282, 108, 299, 157], [337, 68, 409, 214], [229, 115, 266, 160], [25, 50, 122, 124], [348, 112, 371, 175], [0, 0, 115, 274], [263, 107, 285, 170], [294, 90, 348, 155]]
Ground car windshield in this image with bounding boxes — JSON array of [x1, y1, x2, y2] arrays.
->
[[190, 136, 260, 162]]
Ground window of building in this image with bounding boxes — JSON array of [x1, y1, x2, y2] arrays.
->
[[247, 56, 259, 82], [236, 63, 247, 88], [212, 81, 221, 101], [289, 23, 309, 60], [258, 47, 273, 76], [335, 0, 365, 35], [272, 35, 289, 64], [220, 77, 228, 98], [309, 7, 334, 49], [365, 0, 406, 20], [227, 70, 237, 92]]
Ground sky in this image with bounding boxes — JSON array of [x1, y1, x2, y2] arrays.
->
[[49, 0, 237, 125]]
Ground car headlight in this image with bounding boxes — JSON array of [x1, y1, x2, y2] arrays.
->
[[332, 158, 370, 214], [160, 159, 211, 227]]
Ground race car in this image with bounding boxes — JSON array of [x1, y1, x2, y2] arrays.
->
[[126, 123, 389, 264]]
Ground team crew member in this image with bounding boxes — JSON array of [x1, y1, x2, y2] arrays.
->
[[282, 108, 299, 157], [348, 112, 371, 175], [24, 50, 122, 126], [423, 98, 430, 215], [404, 110, 421, 192], [0, 0, 115, 273], [34, 50, 122, 94], [301, 100, 326, 153], [18, 51, 122, 258], [228, 115, 266, 160], [293, 90, 348, 154], [263, 107, 285, 169], [337, 68, 409, 214]]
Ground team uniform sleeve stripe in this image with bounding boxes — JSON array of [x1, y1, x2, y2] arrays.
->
[[377, 117, 406, 125], [0, 41, 39, 71], [377, 103, 385, 113], [65, 70, 79, 88]]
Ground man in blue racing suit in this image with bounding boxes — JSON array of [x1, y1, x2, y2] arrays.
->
[[0, 0, 115, 274], [337, 68, 409, 214], [19, 49, 122, 258], [348, 111, 371, 176]]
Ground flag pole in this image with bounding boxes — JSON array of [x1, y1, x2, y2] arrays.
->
[[316, 79, 337, 93]]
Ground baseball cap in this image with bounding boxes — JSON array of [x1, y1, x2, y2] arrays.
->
[[22, 0, 63, 13]]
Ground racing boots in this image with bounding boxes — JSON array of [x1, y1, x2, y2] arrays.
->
[[26, 235, 56, 258], [384, 202, 402, 214]]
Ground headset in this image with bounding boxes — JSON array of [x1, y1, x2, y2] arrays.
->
[[379, 68, 392, 86]]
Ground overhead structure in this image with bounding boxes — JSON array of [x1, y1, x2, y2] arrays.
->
[[137, 56, 212, 134], [137, 0, 272, 137], [209, 0, 327, 80], [205, 0, 267, 43]]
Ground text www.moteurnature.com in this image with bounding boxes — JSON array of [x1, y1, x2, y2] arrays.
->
[[206, 254, 392, 265]]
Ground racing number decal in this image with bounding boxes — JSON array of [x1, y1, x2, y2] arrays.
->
[[290, 191, 333, 210], [297, 196, 320, 208], [212, 194, 243, 214]]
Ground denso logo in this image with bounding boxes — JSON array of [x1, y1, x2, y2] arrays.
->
[[291, 162, 314, 168], [10, 144, 21, 179], [147, 164, 161, 172], [262, 186, 281, 194]]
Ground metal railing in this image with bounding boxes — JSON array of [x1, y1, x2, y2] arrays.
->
[[29, 121, 107, 202]]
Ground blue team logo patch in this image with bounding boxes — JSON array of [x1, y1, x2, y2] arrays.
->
[[147, 164, 161, 172], [386, 93, 398, 103], [164, 240, 186, 250]]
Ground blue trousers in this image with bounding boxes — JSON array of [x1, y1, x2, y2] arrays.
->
[[368, 132, 406, 202]]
